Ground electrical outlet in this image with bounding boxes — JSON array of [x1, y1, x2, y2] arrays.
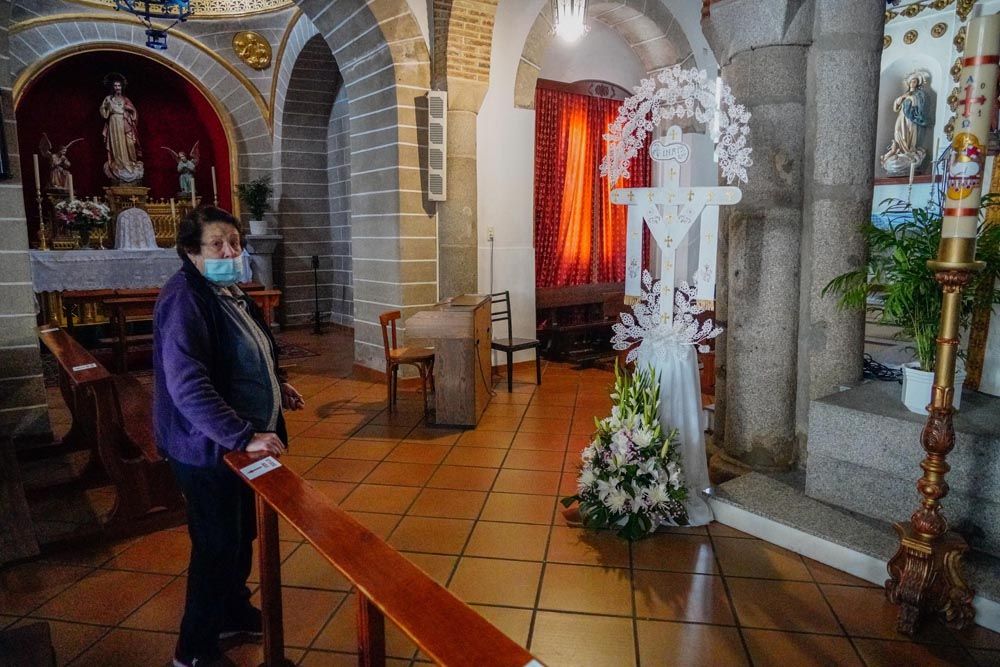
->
[[487, 226, 495, 241]]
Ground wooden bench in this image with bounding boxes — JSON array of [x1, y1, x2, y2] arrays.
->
[[536, 282, 625, 363], [37, 325, 184, 534]]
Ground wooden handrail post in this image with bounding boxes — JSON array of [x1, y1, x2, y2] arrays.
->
[[256, 494, 292, 667], [357, 595, 386, 667]]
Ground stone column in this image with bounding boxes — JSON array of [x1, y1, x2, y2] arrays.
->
[[796, 0, 884, 454], [245, 234, 282, 289], [437, 78, 487, 299], [704, 0, 814, 470]]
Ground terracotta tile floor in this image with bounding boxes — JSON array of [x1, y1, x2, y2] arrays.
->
[[10, 328, 1000, 666]]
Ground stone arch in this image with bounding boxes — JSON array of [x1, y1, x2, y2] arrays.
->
[[272, 32, 353, 328], [514, 1, 696, 109], [292, 0, 435, 369], [8, 20, 273, 215]]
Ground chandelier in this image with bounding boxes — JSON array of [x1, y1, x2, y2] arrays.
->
[[551, 0, 589, 43], [113, 0, 194, 50]]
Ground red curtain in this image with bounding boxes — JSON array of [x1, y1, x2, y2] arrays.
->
[[534, 87, 651, 288]]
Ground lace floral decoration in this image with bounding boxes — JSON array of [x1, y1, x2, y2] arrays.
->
[[600, 65, 752, 185], [611, 270, 723, 364]]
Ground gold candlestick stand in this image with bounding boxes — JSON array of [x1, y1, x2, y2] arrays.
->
[[885, 13, 999, 635], [36, 189, 49, 250]]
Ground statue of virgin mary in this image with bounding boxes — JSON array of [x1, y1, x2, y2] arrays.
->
[[100, 73, 144, 183], [880, 70, 931, 176]]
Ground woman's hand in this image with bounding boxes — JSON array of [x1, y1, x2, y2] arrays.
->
[[246, 432, 286, 456], [281, 382, 305, 411]]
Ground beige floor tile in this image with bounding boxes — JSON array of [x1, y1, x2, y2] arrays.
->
[[288, 435, 344, 457], [477, 415, 523, 431], [387, 516, 474, 554], [386, 442, 452, 465], [442, 446, 508, 468], [518, 417, 570, 434], [300, 421, 363, 439], [538, 563, 632, 616], [69, 627, 177, 667], [405, 427, 463, 445], [713, 536, 811, 580], [12, 618, 108, 665], [821, 583, 956, 643], [280, 543, 352, 591], [465, 521, 550, 561], [634, 571, 734, 625], [0, 562, 91, 615], [456, 429, 515, 448], [708, 522, 757, 539], [340, 483, 420, 514], [349, 424, 413, 442], [120, 575, 186, 631], [480, 492, 557, 525], [502, 449, 566, 471], [470, 605, 533, 647], [487, 391, 533, 405], [852, 638, 976, 667], [304, 457, 378, 483], [493, 469, 562, 495], [529, 611, 635, 667], [312, 594, 416, 659], [631, 533, 717, 574], [249, 540, 299, 583], [32, 569, 171, 626], [448, 557, 542, 607], [530, 393, 578, 408], [546, 526, 630, 568], [511, 431, 569, 451], [279, 454, 321, 476], [482, 403, 529, 418], [331, 439, 396, 461], [308, 480, 357, 505], [801, 558, 878, 588], [401, 552, 457, 586], [249, 587, 345, 649], [727, 578, 841, 634], [407, 487, 487, 519], [223, 643, 305, 666], [426, 465, 498, 491], [300, 650, 410, 666], [345, 511, 402, 540], [636, 619, 748, 667], [363, 461, 438, 487], [742, 628, 865, 667]]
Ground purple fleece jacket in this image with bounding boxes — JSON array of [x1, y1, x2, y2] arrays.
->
[[153, 259, 280, 467]]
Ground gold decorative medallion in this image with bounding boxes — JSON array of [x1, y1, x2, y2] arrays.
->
[[884, 35, 892, 50], [957, 0, 977, 22], [904, 29, 919, 45], [931, 22, 948, 38], [954, 26, 967, 52], [232, 31, 273, 70], [951, 57, 963, 82]]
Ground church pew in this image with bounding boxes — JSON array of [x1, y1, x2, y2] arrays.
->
[[36, 325, 184, 535], [536, 282, 624, 362], [224, 450, 539, 667]]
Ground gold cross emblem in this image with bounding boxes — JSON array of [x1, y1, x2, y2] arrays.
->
[[668, 168, 677, 179], [687, 190, 695, 202], [664, 236, 673, 248], [628, 191, 635, 203]]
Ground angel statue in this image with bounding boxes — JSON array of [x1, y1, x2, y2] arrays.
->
[[100, 73, 144, 183], [39, 133, 83, 191], [881, 69, 932, 176], [162, 142, 200, 195]]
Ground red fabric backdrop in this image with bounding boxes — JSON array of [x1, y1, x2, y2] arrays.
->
[[16, 50, 232, 243], [534, 86, 651, 288]]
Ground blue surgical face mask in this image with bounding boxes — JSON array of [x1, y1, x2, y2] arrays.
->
[[203, 257, 242, 286]]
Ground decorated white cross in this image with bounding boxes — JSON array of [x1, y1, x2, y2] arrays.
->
[[601, 66, 751, 326]]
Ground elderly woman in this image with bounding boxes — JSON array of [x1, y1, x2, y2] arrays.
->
[[153, 206, 304, 667]]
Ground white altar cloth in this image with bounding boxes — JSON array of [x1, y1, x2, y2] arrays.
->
[[29, 249, 181, 292]]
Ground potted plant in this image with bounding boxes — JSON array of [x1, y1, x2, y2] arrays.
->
[[823, 200, 1000, 414], [54, 198, 111, 248], [237, 176, 272, 236]]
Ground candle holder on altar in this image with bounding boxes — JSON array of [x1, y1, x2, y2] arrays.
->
[[35, 189, 49, 251]]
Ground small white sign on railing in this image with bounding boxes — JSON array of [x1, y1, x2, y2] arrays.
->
[[71, 362, 98, 372], [240, 456, 282, 480]]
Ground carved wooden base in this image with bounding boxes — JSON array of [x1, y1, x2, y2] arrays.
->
[[885, 521, 975, 635]]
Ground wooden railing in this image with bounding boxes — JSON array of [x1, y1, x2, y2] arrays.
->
[[223, 451, 543, 667]]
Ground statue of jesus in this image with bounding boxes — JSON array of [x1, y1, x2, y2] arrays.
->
[[100, 73, 144, 183]]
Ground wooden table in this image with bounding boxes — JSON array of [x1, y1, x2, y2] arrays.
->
[[405, 295, 492, 427]]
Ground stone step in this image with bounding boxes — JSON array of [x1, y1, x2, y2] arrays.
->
[[708, 472, 1000, 634], [806, 380, 1000, 556]]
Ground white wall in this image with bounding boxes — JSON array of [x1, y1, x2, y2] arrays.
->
[[477, 0, 715, 361]]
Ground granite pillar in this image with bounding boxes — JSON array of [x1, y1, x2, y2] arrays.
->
[[796, 0, 884, 457], [704, 0, 814, 470], [437, 78, 487, 299], [246, 234, 282, 289]]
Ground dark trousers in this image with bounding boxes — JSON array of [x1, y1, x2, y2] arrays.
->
[[170, 459, 256, 657]]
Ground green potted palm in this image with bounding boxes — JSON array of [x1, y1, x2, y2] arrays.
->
[[237, 176, 273, 235], [823, 200, 1000, 414]]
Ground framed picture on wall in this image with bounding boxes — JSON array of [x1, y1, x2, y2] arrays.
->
[[0, 97, 11, 180]]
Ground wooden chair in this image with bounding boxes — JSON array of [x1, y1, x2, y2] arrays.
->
[[379, 311, 435, 414], [491, 291, 542, 392]]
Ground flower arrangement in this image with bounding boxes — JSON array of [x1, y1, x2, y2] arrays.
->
[[561, 363, 688, 541], [54, 199, 111, 232]]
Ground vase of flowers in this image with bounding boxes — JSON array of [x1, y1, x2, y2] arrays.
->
[[561, 363, 688, 541], [54, 199, 111, 248]]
